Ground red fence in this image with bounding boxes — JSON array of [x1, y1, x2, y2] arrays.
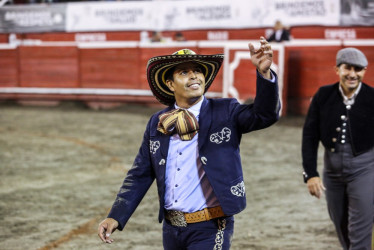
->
[[1, 34, 374, 115]]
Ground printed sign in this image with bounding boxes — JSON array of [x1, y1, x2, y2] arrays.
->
[[65, 2, 153, 32], [0, 4, 66, 33], [0, 0, 366, 34]]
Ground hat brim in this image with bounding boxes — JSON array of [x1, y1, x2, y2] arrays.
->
[[147, 53, 224, 106]]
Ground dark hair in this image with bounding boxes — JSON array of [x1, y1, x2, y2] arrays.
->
[[165, 66, 175, 81]]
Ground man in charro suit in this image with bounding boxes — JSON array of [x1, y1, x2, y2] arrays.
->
[[98, 37, 280, 249], [302, 47, 374, 250]]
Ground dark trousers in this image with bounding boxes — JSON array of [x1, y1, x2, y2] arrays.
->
[[162, 216, 234, 250], [324, 143, 374, 250]]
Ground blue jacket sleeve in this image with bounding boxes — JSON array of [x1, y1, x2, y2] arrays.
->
[[107, 119, 156, 230], [234, 70, 280, 133]]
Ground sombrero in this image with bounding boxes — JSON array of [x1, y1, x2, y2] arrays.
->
[[146, 49, 224, 106]]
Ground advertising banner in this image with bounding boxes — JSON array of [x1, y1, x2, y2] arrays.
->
[[340, 0, 374, 25], [65, 1, 153, 32], [0, 3, 66, 33], [65, 0, 340, 32], [152, 0, 340, 31], [1, 0, 366, 34], [266, 0, 340, 26]]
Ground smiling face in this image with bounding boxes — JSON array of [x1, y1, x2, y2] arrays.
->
[[165, 62, 206, 108], [335, 63, 367, 97]]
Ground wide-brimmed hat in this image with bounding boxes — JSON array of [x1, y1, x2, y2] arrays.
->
[[147, 49, 224, 106]]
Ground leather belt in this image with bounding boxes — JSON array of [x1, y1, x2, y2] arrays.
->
[[165, 206, 225, 227]]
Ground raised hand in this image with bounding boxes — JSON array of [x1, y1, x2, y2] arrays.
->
[[249, 36, 273, 79]]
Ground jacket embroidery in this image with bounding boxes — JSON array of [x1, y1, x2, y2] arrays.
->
[[210, 127, 231, 144], [231, 181, 245, 197], [214, 218, 226, 250], [150, 140, 160, 154]]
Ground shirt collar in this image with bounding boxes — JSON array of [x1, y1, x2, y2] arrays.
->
[[174, 96, 204, 119], [275, 30, 282, 40], [339, 82, 361, 106]]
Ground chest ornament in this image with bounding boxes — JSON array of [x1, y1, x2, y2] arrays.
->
[[210, 127, 231, 144], [150, 140, 160, 154]]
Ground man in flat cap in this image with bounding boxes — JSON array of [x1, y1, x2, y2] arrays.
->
[[302, 47, 374, 249], [98, 36, 280, 249]]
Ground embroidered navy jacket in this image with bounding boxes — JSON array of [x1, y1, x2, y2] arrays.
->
[[108, 71, 280, 230]]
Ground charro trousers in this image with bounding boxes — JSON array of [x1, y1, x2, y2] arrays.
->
[[324, 143, 374, 250], [162, 216, 234, 250]]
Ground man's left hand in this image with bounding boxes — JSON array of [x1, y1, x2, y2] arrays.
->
[[249, 37, 273, 79]]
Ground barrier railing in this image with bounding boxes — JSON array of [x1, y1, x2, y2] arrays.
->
[[1, 39, 374, 115]]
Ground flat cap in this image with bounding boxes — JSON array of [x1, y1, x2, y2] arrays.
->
[[336, 47, 368, 68]]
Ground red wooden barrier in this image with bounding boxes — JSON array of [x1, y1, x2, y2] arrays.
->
[[0, 48, 18, 87], [18, 46, 79, 87], [1, 40, 373, 115], [19, 26, 374, 42], [80, 48, 140, 89]]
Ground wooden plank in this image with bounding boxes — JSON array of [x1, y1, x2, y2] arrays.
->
[[18, 46, 79, 87], [0, 49, 18, 86], [79, 48, 141, 88], [0, 34, 9, 43], [24, 31, 141, 42]]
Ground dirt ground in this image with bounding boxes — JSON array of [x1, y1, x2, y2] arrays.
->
[[0, 101, 342, 250]]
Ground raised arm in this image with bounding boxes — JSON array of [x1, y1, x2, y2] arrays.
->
[[233, 37, 280, 133]]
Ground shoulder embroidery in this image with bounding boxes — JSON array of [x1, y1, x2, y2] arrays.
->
[[150, 140, 160, 154], [210, 127, 231, 144], [231, 181, 245, 197]]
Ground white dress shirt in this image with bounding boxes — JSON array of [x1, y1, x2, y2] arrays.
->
[[164, 97, 219, 212]]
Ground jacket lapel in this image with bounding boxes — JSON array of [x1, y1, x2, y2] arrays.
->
[[198, 98, 212, 150], [158, 106, 173, 158]]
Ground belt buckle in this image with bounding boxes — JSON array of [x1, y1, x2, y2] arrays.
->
[[167, 210, 187, 227]]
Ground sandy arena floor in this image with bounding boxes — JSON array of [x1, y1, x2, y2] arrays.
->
[[0, 102, 342, 250]]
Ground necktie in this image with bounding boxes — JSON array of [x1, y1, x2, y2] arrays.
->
[[157, 109, 199, 141]]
